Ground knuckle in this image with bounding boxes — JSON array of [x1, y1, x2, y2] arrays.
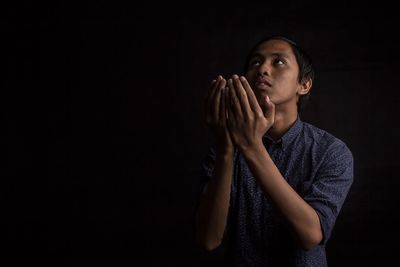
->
[[255, 112, 263, 118]]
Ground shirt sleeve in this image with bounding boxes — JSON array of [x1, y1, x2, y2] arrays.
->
[[196, 146, 217, 200], [191, 147, 217, 237], [303, 140, 354, 245]]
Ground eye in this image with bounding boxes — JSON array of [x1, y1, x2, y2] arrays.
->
[[274, 58, 286, 66], [249, 59, 261, 66]]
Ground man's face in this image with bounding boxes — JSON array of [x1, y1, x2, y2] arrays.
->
[[245, 39, 302, 111]]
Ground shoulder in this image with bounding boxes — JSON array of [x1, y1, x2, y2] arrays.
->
[[301, 121, 353, 162]]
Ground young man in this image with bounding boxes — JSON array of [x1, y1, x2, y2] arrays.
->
[[194, 36, 353, 266]]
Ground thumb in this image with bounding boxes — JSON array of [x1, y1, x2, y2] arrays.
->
[[264, 95, 275, 120]]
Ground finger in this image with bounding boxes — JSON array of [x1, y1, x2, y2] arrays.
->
[[239, 76, 263, 115], [211, 79, 226, 122], [203, 76, 222, 125], [232, 75, 252, 119], [219, 87, 227, 127], [228, 78, 243, 120], [225, 86, 235, 129], [264, 95, 276, 121], [205, 75, 222, 112]]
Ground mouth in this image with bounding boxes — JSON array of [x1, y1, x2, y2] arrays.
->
[[254, 79, 272, 91], [255, 82, 271, 91], [254, 78, 272, 91]]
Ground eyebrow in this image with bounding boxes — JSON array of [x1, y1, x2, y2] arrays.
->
[[250, 52, 291, 60]]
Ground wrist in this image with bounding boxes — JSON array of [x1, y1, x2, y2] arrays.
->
[[238, 140, 265, 157], [216, 145, 234, 157]]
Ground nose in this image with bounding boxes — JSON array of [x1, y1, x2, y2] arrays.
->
[[257, 62, 270, 77]]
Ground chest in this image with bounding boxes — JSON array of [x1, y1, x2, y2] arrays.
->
[[231, 145, 319, 203]]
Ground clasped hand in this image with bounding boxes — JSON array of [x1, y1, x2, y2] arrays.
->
[[204, 74, 275, 152]]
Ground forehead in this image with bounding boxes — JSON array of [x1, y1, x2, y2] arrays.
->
[[252, 39, 295, 58]]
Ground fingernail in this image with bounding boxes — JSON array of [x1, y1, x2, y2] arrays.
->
[[240, 76, 246, 81]]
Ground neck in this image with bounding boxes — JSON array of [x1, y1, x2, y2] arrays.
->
[[266, 103, 299, 141]]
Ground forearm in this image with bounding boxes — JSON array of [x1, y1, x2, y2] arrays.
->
[[241, 142, 322, 250], [195, 149, 234, 251]]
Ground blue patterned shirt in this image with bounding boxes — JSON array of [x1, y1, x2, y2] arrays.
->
[[199, 117, 353, 266]]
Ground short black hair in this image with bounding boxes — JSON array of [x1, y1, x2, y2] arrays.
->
[[243, 35, 314, 112]]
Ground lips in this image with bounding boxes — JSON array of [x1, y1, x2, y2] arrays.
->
[[254, 77, 272, 90]]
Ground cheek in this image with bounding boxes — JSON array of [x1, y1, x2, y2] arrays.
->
[[245, 72, 257, 87], [282, 71, 299, 83], [276, 73, 298, 88], [245, 72, 253, 81], [245, 68, 257, 77]]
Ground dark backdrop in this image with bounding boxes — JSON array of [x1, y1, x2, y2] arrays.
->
[[3, 2, 399, 266]]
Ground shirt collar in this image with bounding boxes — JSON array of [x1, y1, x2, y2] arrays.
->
[[263, 116, 303, 151]]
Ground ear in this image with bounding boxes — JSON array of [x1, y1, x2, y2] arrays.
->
[[297, 78, 312, 96]]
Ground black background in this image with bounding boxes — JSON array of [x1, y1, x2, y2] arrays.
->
[[3, 2, 400, 266]]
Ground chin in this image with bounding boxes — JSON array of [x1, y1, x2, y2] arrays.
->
[[256, 95, 267, 111], [255, 91, 270, 102]]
